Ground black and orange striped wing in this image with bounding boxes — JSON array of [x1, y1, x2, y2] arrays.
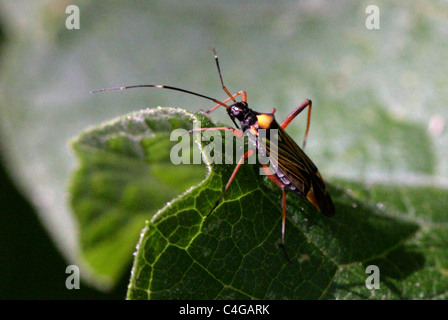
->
[[261, 120, 334, 217]]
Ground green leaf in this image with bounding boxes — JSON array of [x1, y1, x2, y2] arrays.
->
[[70, 107, 209, 283]]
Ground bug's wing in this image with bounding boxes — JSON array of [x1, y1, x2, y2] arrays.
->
[[264, 125, 334, 217]]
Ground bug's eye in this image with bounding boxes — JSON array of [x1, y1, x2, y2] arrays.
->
[[231, 106, 241, 115]]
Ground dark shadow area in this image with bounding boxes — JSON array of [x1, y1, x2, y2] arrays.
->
[[268, 180, 422, 265], [0, 11, 130, 300], [0, 145, 129, 299], [364, 246, 426, 299], [322, 245, 426, 299]]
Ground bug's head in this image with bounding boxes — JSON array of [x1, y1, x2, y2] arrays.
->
[[228, 101, 249, 123]]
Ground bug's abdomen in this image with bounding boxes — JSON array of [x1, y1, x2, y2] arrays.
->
[[276, 166, 335, 217], [276, 168, 303, 194]]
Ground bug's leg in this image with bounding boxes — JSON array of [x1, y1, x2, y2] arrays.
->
[[260, 164, 291, 262], [280, 186, 287, 246], [280, 99, 312, 150], [186, 126, 243, 138], [185, 125, 248, 214], [204, 91, 247, 115], [208, 149, 254, 216], [280, 188, 291, 262], [270, 108, 276, 114]]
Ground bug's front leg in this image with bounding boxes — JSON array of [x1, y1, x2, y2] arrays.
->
[[208, 149, 254, 216], [186, 126, 243, 138], [185, 126, 251, 215]]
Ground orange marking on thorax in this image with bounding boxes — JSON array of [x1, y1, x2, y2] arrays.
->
[[256, 114, 274, 129]]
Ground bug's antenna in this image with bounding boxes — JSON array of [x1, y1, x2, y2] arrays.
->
[[211, 48, 236, 103], [90, 84, 230, 109]]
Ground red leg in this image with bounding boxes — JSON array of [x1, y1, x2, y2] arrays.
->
[[186, 125, 250, 215], [208, 149, 254, 215], [261, 164, 287, 245], [261, 164, 291, 262], [281, 186, 287, 245], [187, 126, 243, 138], [280, 99, 312, 150]]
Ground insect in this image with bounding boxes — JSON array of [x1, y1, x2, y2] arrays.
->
[[91, 49, 334, 260]]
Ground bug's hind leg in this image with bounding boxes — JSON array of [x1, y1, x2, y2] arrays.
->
[[261, 164, 291, 263], [279, 186, 291, 262], [280, 99, 312, 150]]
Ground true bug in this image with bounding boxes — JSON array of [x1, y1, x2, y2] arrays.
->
[[91, 50, 335, 259]]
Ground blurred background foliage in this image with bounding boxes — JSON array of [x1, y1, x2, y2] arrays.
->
[[0, 0, 447, 299]]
